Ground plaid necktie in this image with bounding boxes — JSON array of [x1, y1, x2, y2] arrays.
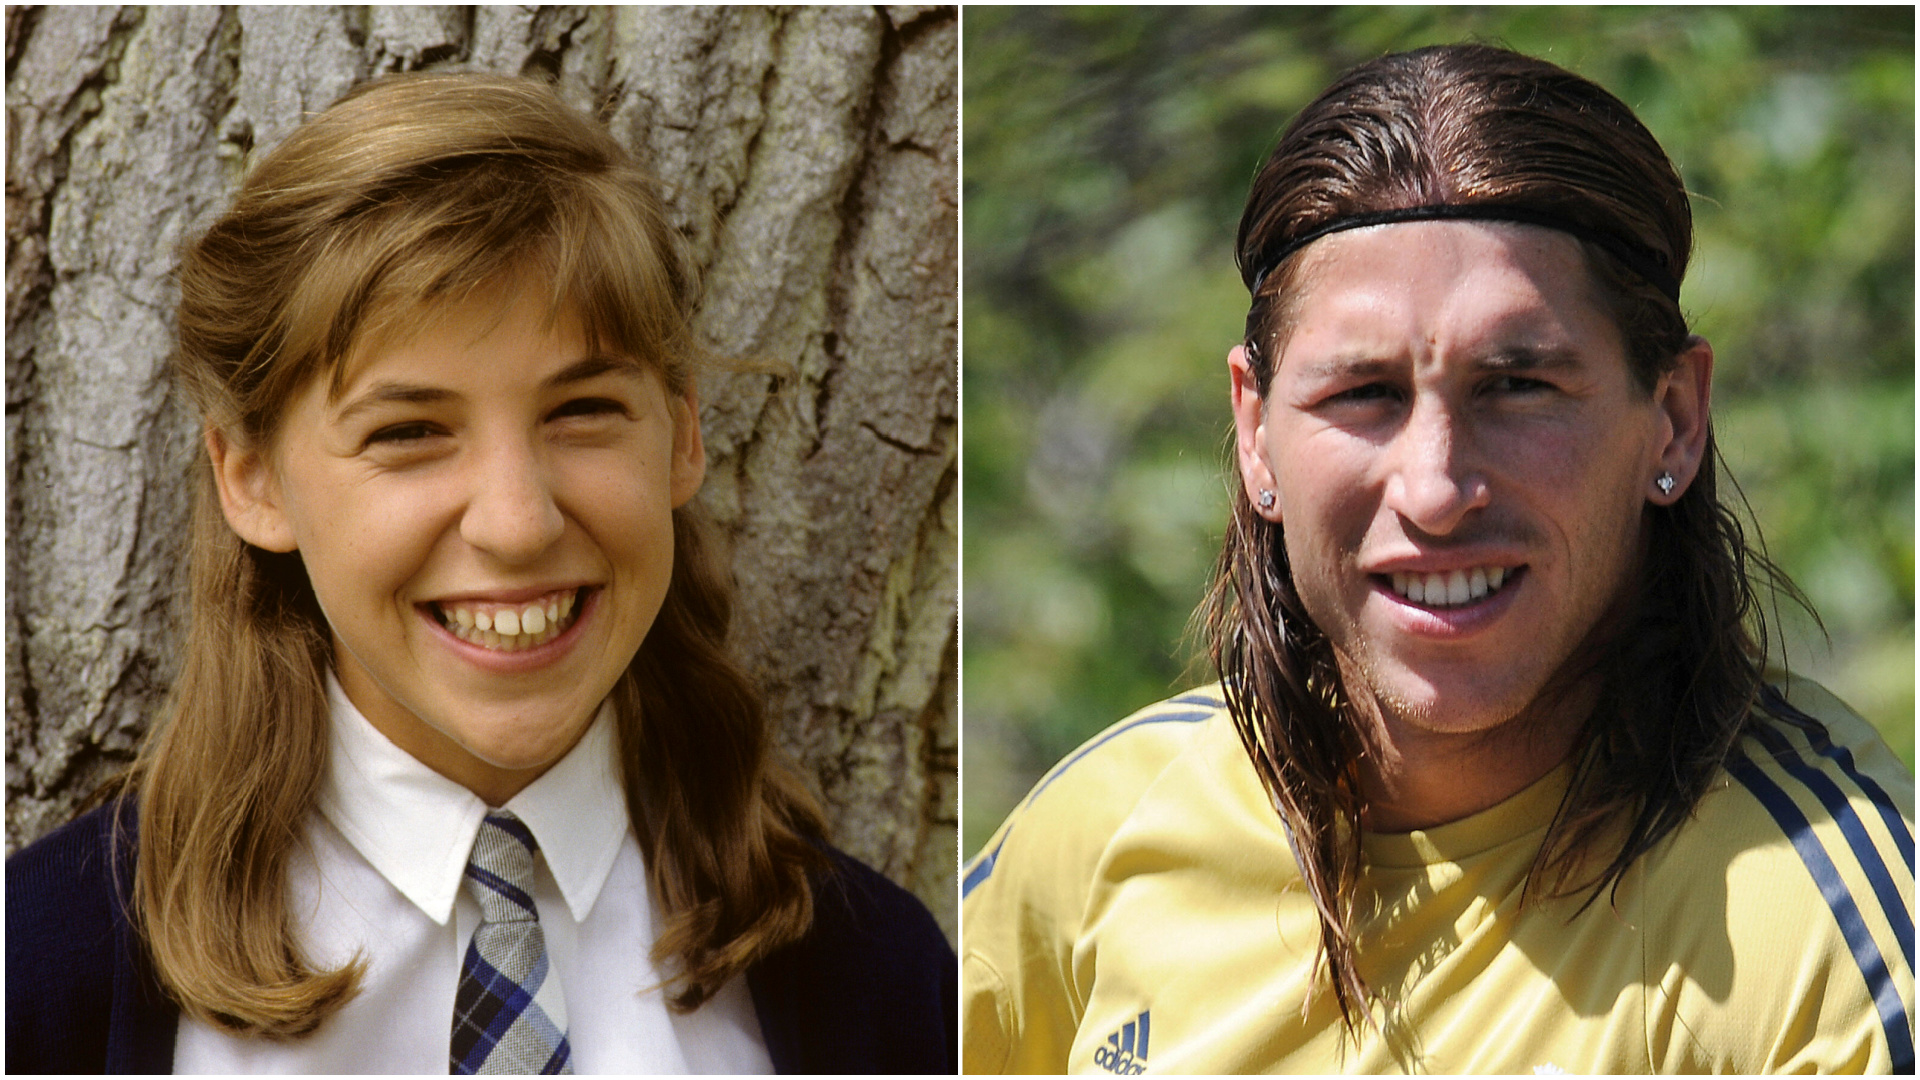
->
[[450, 811, 574, 1074]]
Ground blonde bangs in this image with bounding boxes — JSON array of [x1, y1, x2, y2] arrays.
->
[[191, 72, 698, 438], [545, 170, 703, 393], [285, 153, 698, 408]]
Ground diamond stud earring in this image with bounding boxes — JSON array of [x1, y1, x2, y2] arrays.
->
[[1655, 472, 1676, 496]]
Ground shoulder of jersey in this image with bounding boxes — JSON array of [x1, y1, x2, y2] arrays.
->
[[1715, 675, 1913, 871], [1646, 675, 1914, 1070], [963, 686, 1229, 900], [1659, 674, 1912, 861]]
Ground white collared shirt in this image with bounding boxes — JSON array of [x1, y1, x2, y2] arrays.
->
[[174, 675, 772, 1074]]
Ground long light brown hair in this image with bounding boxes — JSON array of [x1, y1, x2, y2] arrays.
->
[[123, 72, 825, 1037], [1202, 44, 1812, 1036]]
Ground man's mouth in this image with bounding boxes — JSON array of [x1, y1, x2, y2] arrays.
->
[[428, 587, 587, 651], [1386, 566, 1521, 609]]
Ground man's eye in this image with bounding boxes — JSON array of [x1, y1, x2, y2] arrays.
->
[[1487, 375, 1551, 395], [1332, 383, 1400, 404]]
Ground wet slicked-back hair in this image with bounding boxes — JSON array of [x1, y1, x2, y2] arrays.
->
[[1202, 44, 1804, 1037], [131, 73, 825, 1036]]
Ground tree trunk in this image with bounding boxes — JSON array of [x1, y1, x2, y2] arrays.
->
[[5, 5, 957, 939]]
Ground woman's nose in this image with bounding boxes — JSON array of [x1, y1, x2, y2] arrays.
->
[[459, 440, 565, 563]]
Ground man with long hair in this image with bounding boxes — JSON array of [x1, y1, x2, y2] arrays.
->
[[963, 44, 1912, 1074]]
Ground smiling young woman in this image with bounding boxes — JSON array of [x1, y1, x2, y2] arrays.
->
[[208, 281, 705, 809], [6, 73, 952, 1073]]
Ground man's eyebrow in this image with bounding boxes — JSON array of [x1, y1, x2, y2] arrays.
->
[[1294, 355, 1398, 382], [1475, 344, 1583, 371], [331, 355, 644, 423]]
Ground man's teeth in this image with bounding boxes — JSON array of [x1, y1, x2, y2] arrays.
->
[[1389, 567, 1511, 608], [436, 590, 579, 651]]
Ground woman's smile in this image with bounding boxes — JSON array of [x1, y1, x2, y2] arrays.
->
[[217, 275, 706, 804], [425, 585, 590, 652]]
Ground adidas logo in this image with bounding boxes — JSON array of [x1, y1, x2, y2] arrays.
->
[[1093, 1010, 1150, 1074]]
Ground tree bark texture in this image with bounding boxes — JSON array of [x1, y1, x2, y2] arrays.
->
[[5, 5, 958, 939]]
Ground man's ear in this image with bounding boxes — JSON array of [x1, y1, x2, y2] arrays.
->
[[668, 387, 706, 508], [205, 426, 298, 552], [1229, 345, 1282, 521], [1649, 336, 1714, 505]]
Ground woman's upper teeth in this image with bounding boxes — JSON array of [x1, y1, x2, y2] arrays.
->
[[437, 589, 576, 636], [1390, 567, 1510, 607]]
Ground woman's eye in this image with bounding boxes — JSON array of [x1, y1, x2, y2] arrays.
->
[[550, 397, 629, 420], [367, 421, 440, 445]]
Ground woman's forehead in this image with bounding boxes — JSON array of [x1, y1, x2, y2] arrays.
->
[[324, 278, 645, 402]]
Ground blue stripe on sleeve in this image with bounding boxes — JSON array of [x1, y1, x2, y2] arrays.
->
[[962, 706, 1214, 899], [962, 839, 1002, 899], [1761, 685, 1914, 874], [1169, 690, 1226, 709], [1749, 723, 1914, 971], [1728, 748, 1914, 1073], [1023, 709, 1214, 806]]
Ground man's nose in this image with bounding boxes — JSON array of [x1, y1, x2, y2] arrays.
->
[[1381, 399, 1491, 535]]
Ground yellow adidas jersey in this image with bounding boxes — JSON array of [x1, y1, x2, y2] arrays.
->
[[962, 679, 1915, 1073]]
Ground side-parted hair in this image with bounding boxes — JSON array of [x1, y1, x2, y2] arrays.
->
[[1202, 44, 1812, 1036], [126, 73, 826, 1036]]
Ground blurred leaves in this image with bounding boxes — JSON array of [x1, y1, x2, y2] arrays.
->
[[963, 7, 1914, 857]]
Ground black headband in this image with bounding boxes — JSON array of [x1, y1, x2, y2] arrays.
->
[[1246, 204, 1682, 303]]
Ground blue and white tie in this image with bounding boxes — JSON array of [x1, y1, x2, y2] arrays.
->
[[450, 811, 574, 1074]]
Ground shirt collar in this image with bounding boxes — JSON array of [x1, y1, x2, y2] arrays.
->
[[317, 673, 630, 926]]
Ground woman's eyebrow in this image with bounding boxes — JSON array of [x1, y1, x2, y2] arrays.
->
[[331, 356, 644, 423], [331, 383, 453, 424], [544, 354, 643, 388]]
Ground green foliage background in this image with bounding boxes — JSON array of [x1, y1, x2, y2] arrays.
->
[[962, 6, 1915, 859]]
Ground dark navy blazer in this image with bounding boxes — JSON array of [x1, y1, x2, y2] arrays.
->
[[7, 802, 957, 1074]]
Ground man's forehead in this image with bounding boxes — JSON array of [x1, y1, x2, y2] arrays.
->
[[1278, 222, 1622, 367], [1294, 219, 1591, 288]]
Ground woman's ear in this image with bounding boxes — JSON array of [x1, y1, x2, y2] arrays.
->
[[1649, 336, 1714, 505], [668, 387, 706, 508], [205, 426, 298, 552]]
